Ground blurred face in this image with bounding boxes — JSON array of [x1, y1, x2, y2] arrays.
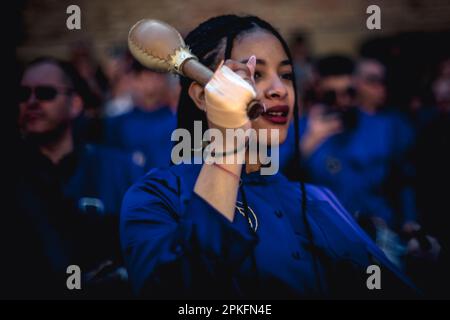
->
[[133, 70, 170, 110], [319, 75, 355, 110], [356, 61, 386, 108], [231, 29, 295, 145], [19, 63, 78, 137]]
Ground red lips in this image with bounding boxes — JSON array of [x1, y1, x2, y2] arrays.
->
[[261, 105, 289, 124]]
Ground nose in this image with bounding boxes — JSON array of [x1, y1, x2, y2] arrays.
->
[[265, 75, 288, 100], [23, 92, 40, 109], [28, 92, 38, 104]]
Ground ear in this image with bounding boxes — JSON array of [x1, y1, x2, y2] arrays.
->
[[69, 94, 83, 119], [188, 82, 206, 112]]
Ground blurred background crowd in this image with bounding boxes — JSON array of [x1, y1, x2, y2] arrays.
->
[[4, 0, 450, 299]]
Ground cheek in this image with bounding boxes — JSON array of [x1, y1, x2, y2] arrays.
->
[[364, 84, 378, 96], [288, 86, 295, 109], [41, 102, 59, 117], [44, 100, 72, 121], [365, 86, 381, 97]]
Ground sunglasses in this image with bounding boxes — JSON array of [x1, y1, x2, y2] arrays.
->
[[19, 85, 73, 103]]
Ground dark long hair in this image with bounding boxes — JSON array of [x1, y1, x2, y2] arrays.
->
[[178, 14, 322, 295], [178, 15, 300, 161]]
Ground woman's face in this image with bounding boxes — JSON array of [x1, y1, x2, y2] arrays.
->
[[231, 29, 295, 145]]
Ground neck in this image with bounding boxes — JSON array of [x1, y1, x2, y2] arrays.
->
[[39, 127, 74, 164], [244, 147, 262, 174]]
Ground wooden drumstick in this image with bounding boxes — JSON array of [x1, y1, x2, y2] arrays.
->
[[128, 19, 264, 120]]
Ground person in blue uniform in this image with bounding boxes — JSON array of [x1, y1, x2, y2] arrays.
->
[[279, 58, 442, 279], [296, 109, 417, 229], [104, 58, 177, 171], [9, 57, 144, 298], [293, 57, 418, 230], [120, 15, 418, 299]]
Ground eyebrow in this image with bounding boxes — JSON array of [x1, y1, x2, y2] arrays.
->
[[240, 58, 292, 67]]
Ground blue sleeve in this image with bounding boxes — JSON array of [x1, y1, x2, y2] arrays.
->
[[309, 186, 419, 293], [120, 169, 258, 297]]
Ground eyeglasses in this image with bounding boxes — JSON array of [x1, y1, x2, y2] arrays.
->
[[19, 85, 73, 103]]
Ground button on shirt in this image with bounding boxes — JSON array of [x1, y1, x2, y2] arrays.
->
[[120, 163, 417, 299]]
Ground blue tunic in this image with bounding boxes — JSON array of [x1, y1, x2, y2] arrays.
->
[[10, 142, 146, 297], [280, 109, 416, 227], [104, 106, 177, 171], [120, 163, 417, 298], [63, 144, 145, 216]]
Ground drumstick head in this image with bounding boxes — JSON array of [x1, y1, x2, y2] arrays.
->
[[128, 19, 186, 72]]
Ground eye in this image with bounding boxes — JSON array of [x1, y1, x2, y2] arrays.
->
[[281, 72, 294, 81], [254, 71, 262, 80]]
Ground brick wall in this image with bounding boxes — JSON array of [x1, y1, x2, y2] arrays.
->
[[16, 0, 450, 63]]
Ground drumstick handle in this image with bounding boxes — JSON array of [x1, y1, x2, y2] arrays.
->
[[182, 58, 213, 86]]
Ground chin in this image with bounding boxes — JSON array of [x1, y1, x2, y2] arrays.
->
[[252, 111, 292, 145], [270, 130, 288, 146], [25, 123, 52, 135], [253, 127, 288, 147]]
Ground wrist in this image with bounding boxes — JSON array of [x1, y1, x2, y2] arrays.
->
[[211, 162, 242, 185]]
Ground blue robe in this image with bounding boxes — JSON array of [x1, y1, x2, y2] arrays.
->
[[280, 109, 416, 227], [63, 144, 145, 216], [10, 142, 145, 298], [120, 163, 418, 299], [104, 106, 176, 171]]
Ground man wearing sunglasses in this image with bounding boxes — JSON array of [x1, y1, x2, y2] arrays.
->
[[8, 57, 144, 299]]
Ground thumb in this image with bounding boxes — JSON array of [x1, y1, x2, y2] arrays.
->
[[246, 55, 256, 80]]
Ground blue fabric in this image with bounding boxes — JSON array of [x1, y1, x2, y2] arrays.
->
[[63, 144, 145, 216], [120, 163, 417, 298], [104, 107, 177, 171], [10, 142, 146, 295], [281, 109, 416, 227]]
